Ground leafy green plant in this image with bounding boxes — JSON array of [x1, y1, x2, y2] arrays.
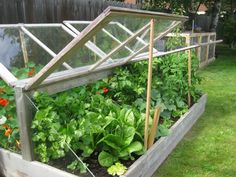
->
[[0, 62, 42, 152], [32, 91, 145, 173], [108, 162, 127, 176], [31, 31, 202, 175]]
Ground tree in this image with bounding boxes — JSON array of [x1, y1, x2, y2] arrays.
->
[[223, 16, 236, 48], [209, 0, 222, 32], [143, 0, 224, 32]]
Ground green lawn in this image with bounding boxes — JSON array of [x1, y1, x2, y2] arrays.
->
[[153, 46, 236, 177]]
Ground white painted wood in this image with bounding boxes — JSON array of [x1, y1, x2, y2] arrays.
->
[[60, 24, 78, 37], [0, 63, 17, 85], [0, 148, 78, 177]]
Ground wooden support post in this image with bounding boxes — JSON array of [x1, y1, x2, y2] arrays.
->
[[212, 34, 216, 58], [187, 49, 192, 107], [144, 19, 154, 150], [15, 87, 34, 161], [19, 30, 29, 66], [206, 34, 210, 63], [197, 35, 202, 61]]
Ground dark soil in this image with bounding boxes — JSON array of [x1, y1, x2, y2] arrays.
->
[[50, 152, 135, 177]]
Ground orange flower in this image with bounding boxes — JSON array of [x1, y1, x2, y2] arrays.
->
[[5, 128, 12, 137], [28, 68, 36, 77], [0, 98, 9, 106]]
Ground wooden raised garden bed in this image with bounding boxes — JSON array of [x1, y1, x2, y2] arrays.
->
[[0, 94, 207, 177]]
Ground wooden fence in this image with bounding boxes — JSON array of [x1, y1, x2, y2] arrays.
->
[[0, 0, 141, 24], [167, 32, 217, 68]]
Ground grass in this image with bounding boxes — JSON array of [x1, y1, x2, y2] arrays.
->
[[153, 45, 236, 177]]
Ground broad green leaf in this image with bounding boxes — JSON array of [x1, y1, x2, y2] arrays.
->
[[98, 151, 118, 167], [119, 141, 143, 157]]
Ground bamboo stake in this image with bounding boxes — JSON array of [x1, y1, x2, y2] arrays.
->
[[144, 19, 155, 150], [188, 49, 192, 107], [148, 106, 161, 149], [19, 29, 29, 66]]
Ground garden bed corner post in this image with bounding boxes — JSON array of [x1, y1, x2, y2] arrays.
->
[[15, 86, 34, 161], [144, 18, 155, 150]]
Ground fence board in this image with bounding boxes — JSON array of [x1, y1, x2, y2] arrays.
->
[[0, 0, 141, 24]]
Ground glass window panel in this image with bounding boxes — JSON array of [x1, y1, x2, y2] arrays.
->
[[26, 26, 73, 54], [0, 28, 25, 70], [0, 27, 55, 78], [71, 23, 89, 32], [12, 9, 186, 85], [66, 45, 101, 68], [61, 16, 177, 71], [91, 30, 120, 54]]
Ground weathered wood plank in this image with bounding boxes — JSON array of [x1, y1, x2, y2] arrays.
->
[[30, 69, 113, 95], [0, 148, 78, 177], [122, 94, 207, 177], [14, 87, 35, 161], [0, 0, 141, 23]]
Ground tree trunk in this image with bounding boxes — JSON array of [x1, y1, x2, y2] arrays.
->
[[210, 0, 221, 32]]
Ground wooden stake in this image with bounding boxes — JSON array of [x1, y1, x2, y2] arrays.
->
[[188, 49, 192, 107], [185, 35, 192, 107], [144, 19, 155, 150], [148, 106, 161, 149], [19, 30, 29, 67]]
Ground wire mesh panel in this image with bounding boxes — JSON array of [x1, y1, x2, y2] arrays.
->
[[209, 35, 215, 59], [200, 35, 208, 62]]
